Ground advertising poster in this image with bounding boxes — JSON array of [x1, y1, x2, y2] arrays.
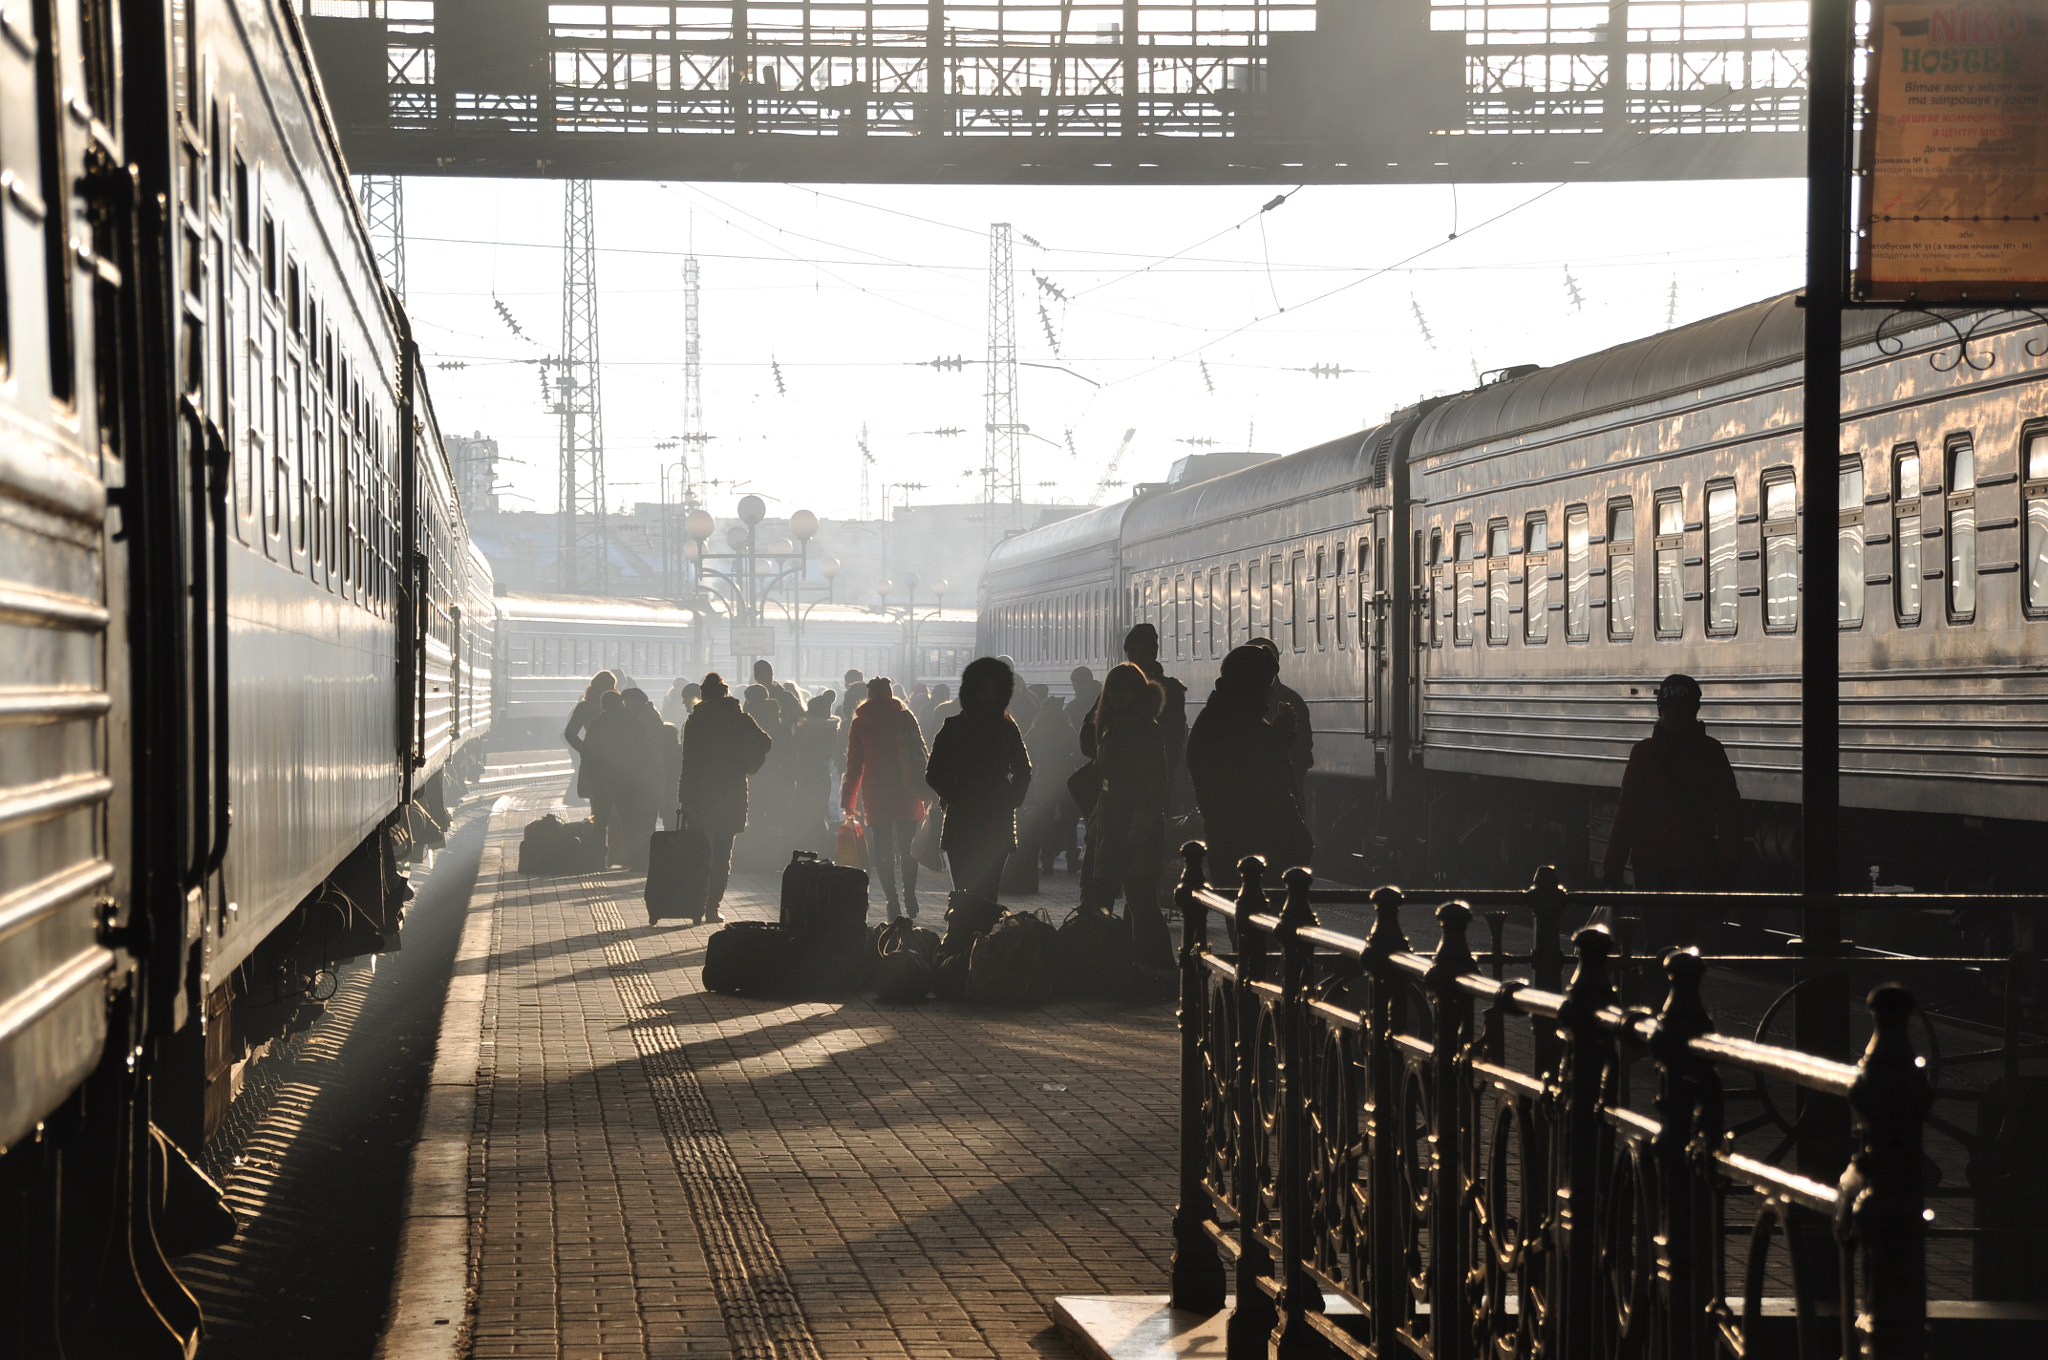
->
[[1859, 1, 2048, 300]]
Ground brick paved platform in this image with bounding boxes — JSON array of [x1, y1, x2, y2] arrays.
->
[[429, 785, 1179, 1360]]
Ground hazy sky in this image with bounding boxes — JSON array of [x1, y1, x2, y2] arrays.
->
[[400, 177, 1808, 523]]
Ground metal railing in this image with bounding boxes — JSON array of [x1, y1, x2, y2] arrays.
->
[[1166, 844, 2046, 1359]]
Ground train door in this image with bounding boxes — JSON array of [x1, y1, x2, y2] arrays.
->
[[1366, 510, 1392, 747]]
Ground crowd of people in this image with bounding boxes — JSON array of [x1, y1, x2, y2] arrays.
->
[[557, 627, 1324, 962]]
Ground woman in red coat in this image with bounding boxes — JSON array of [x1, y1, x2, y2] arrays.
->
[[840, 677, 930, 919]]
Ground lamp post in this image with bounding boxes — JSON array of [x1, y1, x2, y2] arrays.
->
[[686, 501, 828, 683]]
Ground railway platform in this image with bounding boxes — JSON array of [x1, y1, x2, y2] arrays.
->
[[381, 778, 1183, 1360]]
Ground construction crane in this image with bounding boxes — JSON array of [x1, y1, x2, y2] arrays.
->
[[1091, 428, 1138, 506]]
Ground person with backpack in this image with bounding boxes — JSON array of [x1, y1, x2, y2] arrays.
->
[[678, 673, 775, 922], [1082, 663, 1173, 970], [841, 677, 931, 919], [924, 657, 1032, 901], [1186, 644, 1312, 890], [1602, 673, 1743, 894]]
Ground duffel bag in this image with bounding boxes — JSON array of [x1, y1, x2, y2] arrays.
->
[[1055, 907, 1136, 997], [968, 911, 1057, 1007], [703, 922, 802, 996], [872, 917, 940, 1004]]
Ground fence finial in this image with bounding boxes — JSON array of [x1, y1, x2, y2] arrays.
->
[[1658, 947, 1713, 1040], [1366, 885, 1408, 958], [1845, 983, 1931, 1358], [1278, 866, 1316, 933], [1431, 901, 1477, 980]]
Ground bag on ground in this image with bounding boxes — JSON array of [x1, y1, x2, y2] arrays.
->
[[872, 917, 939, 1003], [1055, 907, 1136, 997], [910, 805, 945, 872], [519, 814, 605, 876], [781, 850, 871, 935], [968, 911, 1057, 1007], [646, 823, 712, 923], [702, 921, 802, 996]]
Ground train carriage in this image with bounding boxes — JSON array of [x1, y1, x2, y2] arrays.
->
[[979, 500, 1133, 696], [494, 594, 696, 740]]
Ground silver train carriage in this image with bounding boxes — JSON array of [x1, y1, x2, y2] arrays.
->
[[494, 594, 696, 740], [0, 0, 490, 1347], [980, 295, 2048, 892]]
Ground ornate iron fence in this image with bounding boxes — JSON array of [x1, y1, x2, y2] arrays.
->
[[1166, 843, 1995, 1360]]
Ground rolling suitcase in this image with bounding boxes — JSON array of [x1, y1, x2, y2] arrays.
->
[[645, 825, 712, 923], [780, 851, 870, 935], [702, 922, 801, 996]]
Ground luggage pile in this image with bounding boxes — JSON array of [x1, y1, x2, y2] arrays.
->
[[518, 815, 607, 876], [700, 851, 873, 998]]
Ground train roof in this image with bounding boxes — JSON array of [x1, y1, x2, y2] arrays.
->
[[984, 501, 1134, 575], [1120, 426, 1390, 546], [496, 594, 696, 624], [1411, 291, 1904, 457]]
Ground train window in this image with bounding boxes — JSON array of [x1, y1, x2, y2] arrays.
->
[[287, 262, 302, 334], [2027, 428, 2048, 612], [1706, 483, 1739, 635], [1486, 521, 1509, 645], [1895, 448, 1923, 624], [1289, 552, 1306, 652], [1565, 507, 1590, 640], [1226, 564, 1240, 645], [1176, 575, 1188, 659], [262, 211, 277, 297], [1452, 526, 1475, 645], [1525, 514, 1549, 643], [291, 357, 309, 559], [32, 0, 77, 405], [1607, 501, 1635, 639], [1655, 491, 1684, 637], [1313, 548, 1326, 651], [1333, 547, 1346, 649], [1761, 474, 1797, 631], [1948, 438, 1977, 619], [1208, 567, 1221, 656], [1839, 459, 1866, 626]]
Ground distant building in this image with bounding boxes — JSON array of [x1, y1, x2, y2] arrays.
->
[[445, 432, 501, 516]]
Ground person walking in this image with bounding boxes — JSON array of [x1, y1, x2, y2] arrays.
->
[[1081, 663, 1173, 970], [1602, 673, 1744, 894], [677, 673, 774, 923], [563, 670, 618, 807], [1186, 644, 1312, 889], [841, 678, 932, 919], [924, 657, 1032, 902], [789, 691, 842, 854], [1248, 636, 1315, 804], [592, 689, 668, 872], [578, 690, 629, 855]]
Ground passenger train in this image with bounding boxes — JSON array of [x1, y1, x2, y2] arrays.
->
[[983, 297, 2048, 891], [0, 0, 491, 1350]]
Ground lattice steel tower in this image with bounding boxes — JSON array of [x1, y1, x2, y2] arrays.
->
[[357, 175, 406, 299], [982, 222, 1022, 509], [682, 253, 705, 504], [556, 179, 607, 592]]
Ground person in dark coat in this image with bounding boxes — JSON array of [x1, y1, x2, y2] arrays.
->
[[1249, 636, 1315, 803], [579, 690, 628, 849], [563, 669, 618, 807], [1022, 697, 1078, 873], [1068, 666, 1102, 731], [841, 678, 931, 918], [677, 673, 774, 922], [1082, 663, 1173, 969], [1186, 645, 1312, 890], [591, 688, 669, 872], [838, 669, 866, 725], [924, 657, 1032, 901], [1083, 625, 1188, 798], [789, 691, 841, 854], [1602, 673, 1744, 893]]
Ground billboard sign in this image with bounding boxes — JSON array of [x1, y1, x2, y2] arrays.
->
[[1858, 1, 2048, 301]]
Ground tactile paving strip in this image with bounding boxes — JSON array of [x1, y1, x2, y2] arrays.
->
[[581, 881, 825, 1360]]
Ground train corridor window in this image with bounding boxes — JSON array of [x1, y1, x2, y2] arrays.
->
[[1226, 564, 1240, 644], [1565, 507, 1590, 640], [1895, 448, 1923, 624], [32, 0, 76, 405], [1313, 548, 1326, 650], [1176, 575, 1188, 659], [1706, 483, 1739, 634], [1486, 522, 1509, 645], [1839, 459, 1867, 626], [2027, 428, 2048, 611], [1607, 502, 1635, 638], [1525, 515, 1550, 643], [1655, 492, 1685, 637], [1208, 567, 1221, 656], [1948, 438, 1977, 619], [1334, 547, 1346, 649], [1762, 476, 1798, 630], [1426, 529, 1443, 647], [1288, 552, 1306, 651], [1453, 526, 1475, 645]]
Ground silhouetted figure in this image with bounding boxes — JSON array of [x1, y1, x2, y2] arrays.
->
[[1068, 665, 1102, 726], [662, 677, 694, 725], [838, 669, 865, 725], [592, 689, 668, 872], [1082, 664, 1173, 969], [909, 683, 936, 731], [842, 677, 930, 919], [677, 673, 774, 922], [926, 682, 957, 728], [563, 669, 619, 807], [580, 690, 628, 851], [925, 657, 1032, 901], [1186, 645, 1312, 889], [1084, 625, 1188, 805], [1022, 697, 1077, 873], [1248, 636, 1314, 803], [789, 691, 841, 853], [1602, 673, 1743, 893]]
